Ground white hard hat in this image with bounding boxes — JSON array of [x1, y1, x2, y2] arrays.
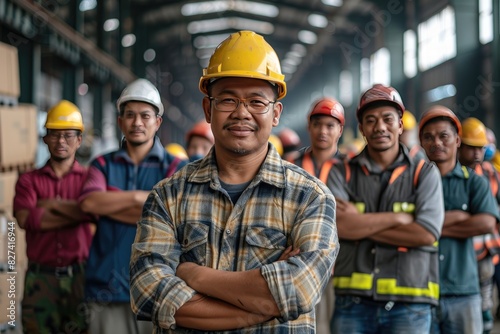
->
[[116, 78, 164, 116]]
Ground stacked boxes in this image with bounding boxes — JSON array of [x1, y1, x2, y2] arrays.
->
[[0, 41, 33, 332]]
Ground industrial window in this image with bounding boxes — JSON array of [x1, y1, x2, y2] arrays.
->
[[418, 6, 456, 71], [404, 30, 417, 78], [360, 58, 371, 92], [339, 70, 353, 106], [370, 48, 390, 86], [479, 0, 493, 44]]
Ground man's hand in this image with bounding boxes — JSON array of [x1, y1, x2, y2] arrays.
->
[[396, 212, 414, 225], [277, 246, 300, 261], [336, 198, 359, 214]]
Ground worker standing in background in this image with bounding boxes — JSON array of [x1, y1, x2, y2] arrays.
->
[[79, 79, 187, 334], [278, 127, 302, 159], [458, 117, 500, 334], [185, 120, 214, 161], [419, 106, 499, 334], [287, 97, 345, 333], [330, 84, 444, 333], [400, 110, 427, 160], [14, 100, 92, 334]]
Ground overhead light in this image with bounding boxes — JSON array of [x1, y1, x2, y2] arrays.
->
[[78, 83, 89, 96], [322, 0, 343, 7], [103, 19, 120, 32], [425, 84, 457, 103], [188, 17, 274, 35], [298, 30, 318, 44], [193, 34, 229, 48], [182, 1, 279, 18], [283, 57, 301, 67], [196, 48, 216, 59], [143, 49, 156, 62], [79, 0, 97, 12], [291, 43, 307, 57], [281, 64, 297, 74], [121, 34, 136, 47], [308, 14, 328, 28]]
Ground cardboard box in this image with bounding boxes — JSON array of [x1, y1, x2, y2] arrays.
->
[[18, 104, 38, 164], [0, 171, 18, 215], [0, 105, 37, 168], [0, 42, 20, 98]]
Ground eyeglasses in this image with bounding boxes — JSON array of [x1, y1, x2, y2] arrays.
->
[[209, 96, 275, 114], [47, 131, 79, 143]]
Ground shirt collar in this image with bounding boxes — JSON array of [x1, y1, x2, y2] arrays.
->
[[445, 161, 469, 179], [40, 160, 85, 178], [114, 136, 164, 162], [352, 144, 409, 173], [188, 143, 286, 189]]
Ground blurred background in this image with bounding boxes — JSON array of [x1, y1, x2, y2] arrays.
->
[[0, 0, 498, 164]]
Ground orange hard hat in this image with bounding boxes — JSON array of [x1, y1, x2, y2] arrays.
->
[[418, 105, 462, 137], [278, 128, 301, 148], [308, 97, 345, 126], [186, 121, 214, 145], [357, 84, 405, 122]]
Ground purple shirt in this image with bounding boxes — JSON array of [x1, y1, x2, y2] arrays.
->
[[13, 161, 93, 267]]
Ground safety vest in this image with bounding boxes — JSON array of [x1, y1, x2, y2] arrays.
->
[[287, 149, 339, 184], [473, 161, 500, 263], [332, 150, 440, 305]]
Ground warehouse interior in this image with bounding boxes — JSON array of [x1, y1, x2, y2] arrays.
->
[[1, 0, 500, 331]]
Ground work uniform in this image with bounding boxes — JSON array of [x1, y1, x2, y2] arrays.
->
[[130, 145, 339, 333], [328, 145, 444, 333], [432, 162, 500, 334], [288, 146, 344, 333], [14, 161, 92, 334]]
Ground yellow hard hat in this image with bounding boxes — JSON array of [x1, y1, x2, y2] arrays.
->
[[164, 143, 188, 160], [461, 117, 488, 147], [45, 100, 84, 132], [268, 134, 284, 156], [199, 31, 287, 100], [402, 110, 417, 130]]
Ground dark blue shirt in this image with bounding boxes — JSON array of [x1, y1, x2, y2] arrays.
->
[[81, 137, 187, 302]]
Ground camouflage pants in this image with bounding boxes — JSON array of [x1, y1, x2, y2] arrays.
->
[[22, 264, 88, 334]]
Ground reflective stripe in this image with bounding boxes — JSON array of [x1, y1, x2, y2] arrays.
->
[[377, 278, 440, 299], [461, 165, 470, 178], [333, 273, 373, 290], [393, 202, 415, 213], [334, 275, 440, 299], [302, 151, 335, 184]]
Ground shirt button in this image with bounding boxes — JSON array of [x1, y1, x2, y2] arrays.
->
[[226, 229, 231, 234], [439, 255, 445, 261], [371, 248, 376, 254], [374, 268, 380, 274], [57, 243, 62, 249], [462, 204, 468, 210]]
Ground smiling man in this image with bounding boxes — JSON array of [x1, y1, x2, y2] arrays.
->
[[129, 30, 339, 333], [79, 79, 187, 334], [328, 84, 444, 333]]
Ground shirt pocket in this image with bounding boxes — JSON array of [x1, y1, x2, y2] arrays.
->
[[245, 226, 287, 269], [179, 222, 209, 265]]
